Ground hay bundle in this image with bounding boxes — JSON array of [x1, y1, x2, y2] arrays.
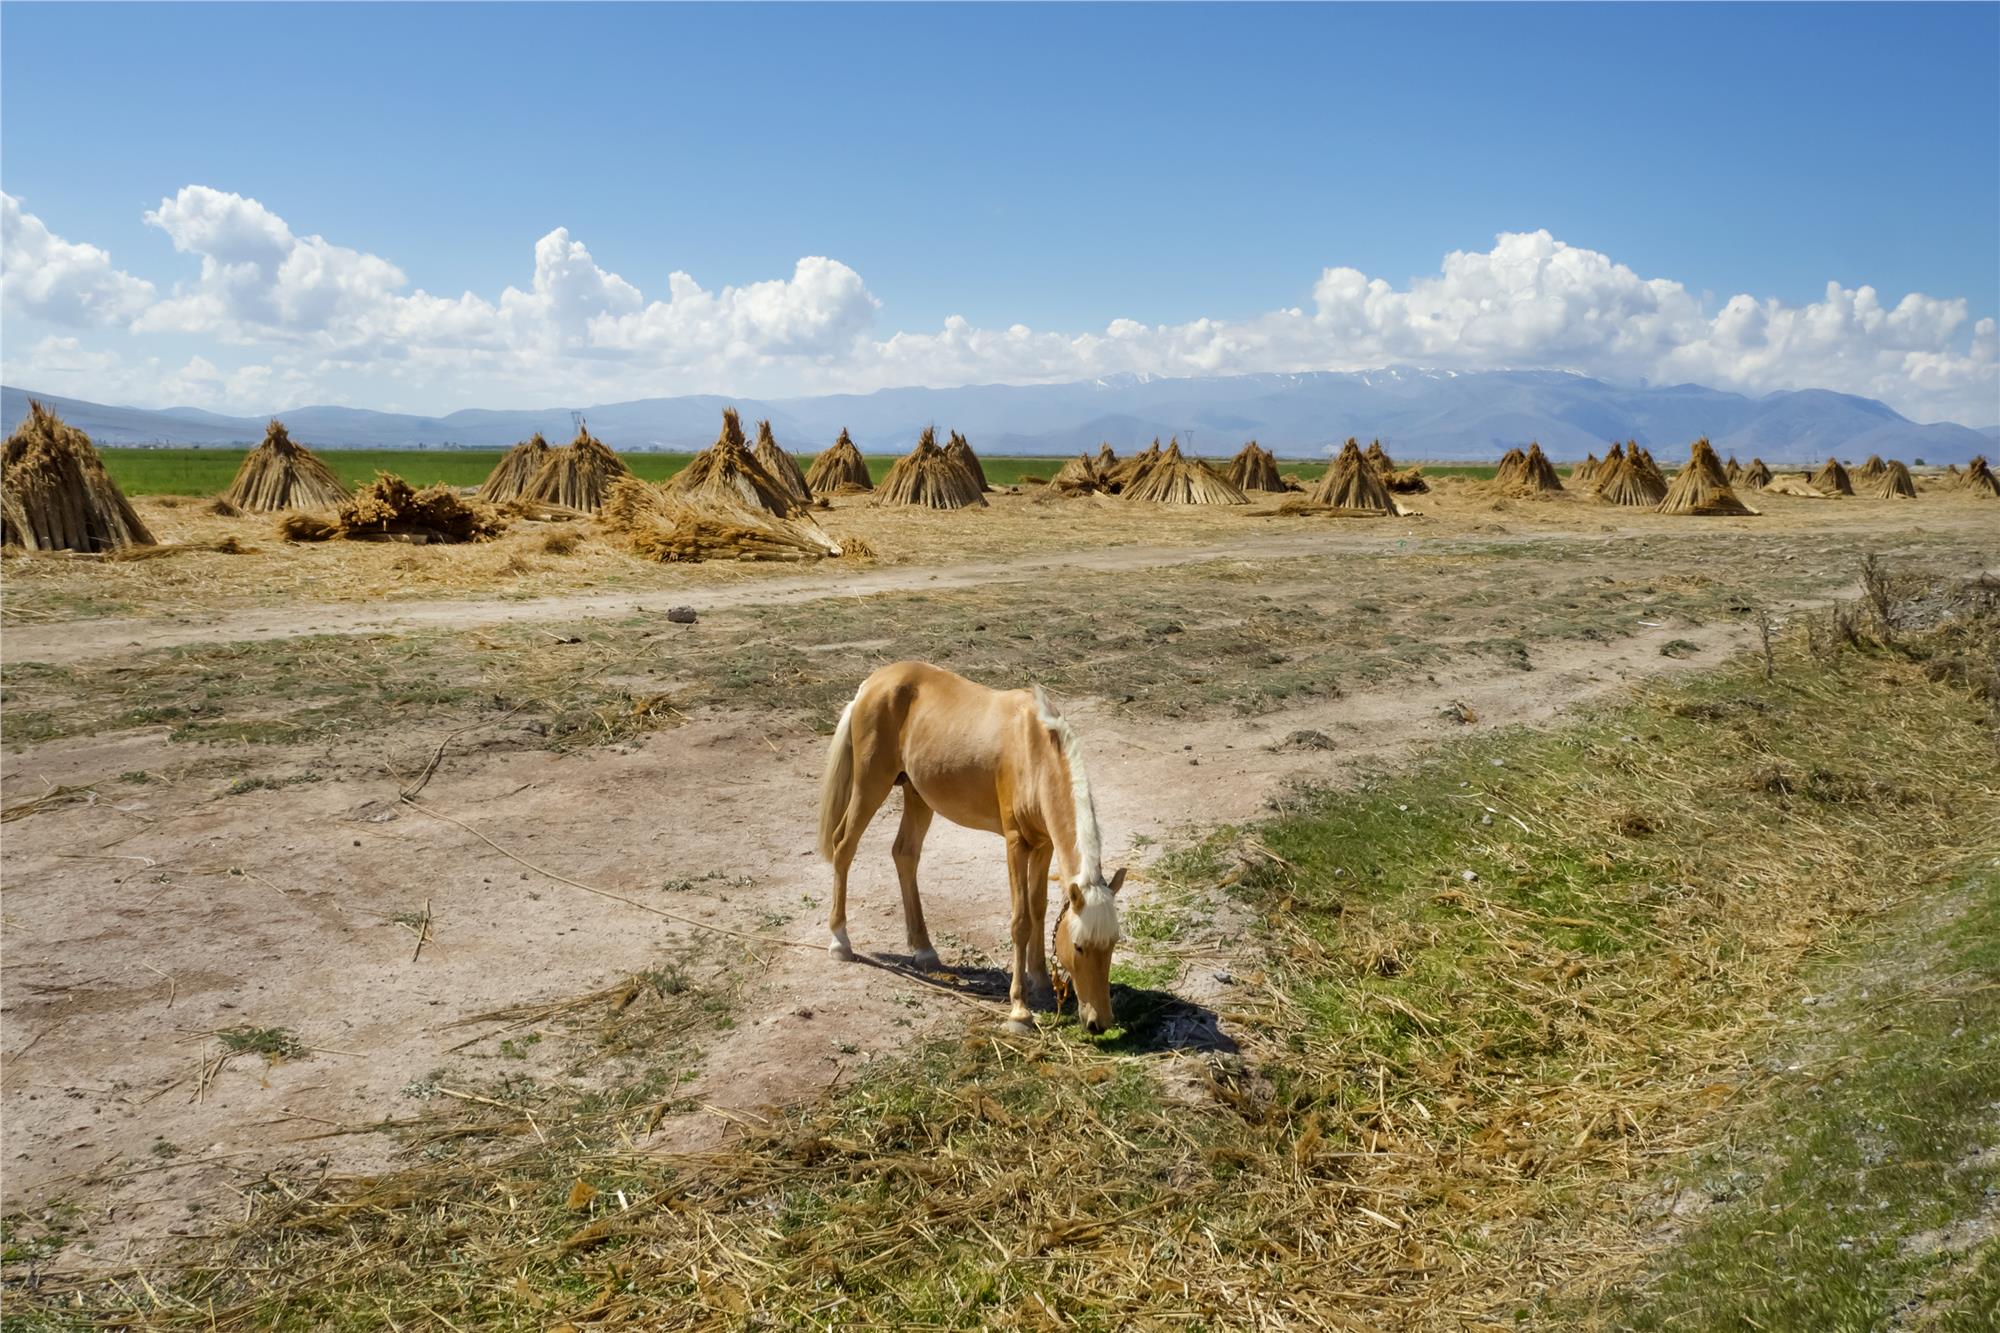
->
[[1496, 442, 1564, 495], [1964, 456, 1999, 497], [222, 419, 348, 513], [1741, 458, 1772, 489], [944, 431, 991, 491], [1305, 439, 1397, 514], [753, 419, 814, 507], [1723, 455, 1742, 482], [1572, 453, 1601, 486], [477, 433, 554, 503], [1631, 444, 1667, 488], [282, 473, 505, 544], [522, 427, 630, 513], [1593, 447, 1668, 506], [1094, 443, 1118, 476], [1657, 438, 1757, 516], [1867, 460, 1916, 499], [1856, 455, 1887, 481], [1810, 457, 1854, 496], [1049, 454, 1103, 495], [603, 476, 840, 562], [605, 478, 819, 560], [1, 401, 156, 552], [1121, 441, 1248, 505], [1381, 466, 1430, 494], [876, 428, 987, 509], [1363, 439, 1395, 474], [1226, 441, 1285, 492], [1105, 439, 1165, 493], [806, 428, 872, 495], [670, 409, 802, 516]]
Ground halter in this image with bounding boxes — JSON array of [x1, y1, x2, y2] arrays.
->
[[1049, 901, 1073, 1014]]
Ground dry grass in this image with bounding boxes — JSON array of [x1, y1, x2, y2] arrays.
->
[[17, 570, 1995, 1330]]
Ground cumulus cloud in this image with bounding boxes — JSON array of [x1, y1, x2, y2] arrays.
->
[[1, 193, 156, 327], [1, 189, 1993, 424]]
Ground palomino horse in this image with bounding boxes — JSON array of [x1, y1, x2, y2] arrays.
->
[[817, 661, 1126, 1033]]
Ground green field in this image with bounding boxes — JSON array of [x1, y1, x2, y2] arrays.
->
[[98, 448, 1500, 496]]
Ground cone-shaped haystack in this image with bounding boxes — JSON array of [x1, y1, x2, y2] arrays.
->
[[1049, 454, 1103, 495], [670, 409, 802, 516], [1, 401, 156, 551], [1632, 444, 1667, 488], [1094, 443, 1119, 476], [1572, 453, 1601, 486], [1121, 440, 1249, 505], [1964, 456, 1999, 497], [222, 419, 348, 513], [944, 431, 990, 492], [1856, 455, 1887, 481], [1226, 440, 1285, 492], [877, 427, 987, 509], [1363, 439, 1396, 475], [522, 426, 631, 513], [1866, 460, 1916, 499], [1723, 455, 1742, 482], [1742, 458, 1773, 489], [1106, 439, 1165, 492], [1497, 442, 1563, 495], [1305, 439, 1397, 514], [1657, 438, 1756, 516], [752, 419, 814, 507], [1594, 446, 1669, 506], [603, 476, 841, 562], [1810, 457, 1854, 496], [806, 428, 872, 495], [280, 472, 505, 544], [478, 433, 553, 503]]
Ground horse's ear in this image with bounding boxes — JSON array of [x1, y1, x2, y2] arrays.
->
[[1066, 881, 1089, 915], [1108, 866, 1128, 895]]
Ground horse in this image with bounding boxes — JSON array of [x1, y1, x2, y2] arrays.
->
[[816, 661, 1126, 1034]]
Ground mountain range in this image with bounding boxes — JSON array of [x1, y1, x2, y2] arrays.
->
[[4, 370, 1994, 463]]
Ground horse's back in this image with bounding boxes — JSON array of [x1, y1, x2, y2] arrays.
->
[[853, 662, 1032, 831]]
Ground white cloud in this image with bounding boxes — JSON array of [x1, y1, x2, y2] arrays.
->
[[1, 193, 156, 327], [2, 190, 1994, 425]]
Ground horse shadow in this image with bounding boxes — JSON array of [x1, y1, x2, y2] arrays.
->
[[853, 950, 1237, 1057]]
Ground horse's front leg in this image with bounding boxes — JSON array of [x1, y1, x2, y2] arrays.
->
[[1004, 833, 1036, 1034], [1024, 842, 1055, 1009]]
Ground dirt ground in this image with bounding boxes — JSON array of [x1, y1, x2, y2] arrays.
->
[[2, 479, 1995, 1270]]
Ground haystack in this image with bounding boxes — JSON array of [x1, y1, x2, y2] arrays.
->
[[477, 433, 553, 503], [1572, 453, 1601, 486], [1304, 439, 1397, 514], [944, 432, 991, 492], [876, 428, 987, 509], [281, 473, 505, 544], [1867, 460, 1916, 499], [1855, 455, 1887, 481], [1, 401, 156, 552], [1810, 457, 1854, 496], [806, 428, 872, 495], [522, 427, 630, 513], [1632, 444, 1667, 488], [671, 409, 802, 516], [1741, 458, 1773, 489], [1049, 454, 1103, 495], [1723, 455, 1742, 482], [1226, 441, 1285, 492], [1094, 443, 1119, 476], [1593, 447, 1668, 506], [1964, 456, 1999, 497], [753, 419, 814, 507], [1363, 439, 1396, 474], [1121, 441, 1248, 505], [1381, 466, 1430, 493], [1105, 440, 1165, 493], [603, 476, 841, 562], [1657, 438, 1756, 516], [1496, 442, 1563, 495], [223, 419, 348, 513]]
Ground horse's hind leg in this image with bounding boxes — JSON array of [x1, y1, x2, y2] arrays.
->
[[892, 788, 940, 970], [827, 758, 898, 962]]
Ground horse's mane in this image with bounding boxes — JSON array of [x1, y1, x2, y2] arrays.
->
[[1033, 686, 1117, 949]]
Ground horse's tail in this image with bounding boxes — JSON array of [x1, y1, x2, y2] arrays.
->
[[817, 698, 858, 861]]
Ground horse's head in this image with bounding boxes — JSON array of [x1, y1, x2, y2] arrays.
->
[[1053, 866, 1126, 1033]]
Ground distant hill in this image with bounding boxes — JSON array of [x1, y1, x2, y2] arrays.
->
[[4, 369, 1991, 463]]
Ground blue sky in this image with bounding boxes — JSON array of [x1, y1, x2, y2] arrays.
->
[[3, 2, 1996, 422]]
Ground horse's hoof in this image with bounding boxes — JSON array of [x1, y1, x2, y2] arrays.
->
[[911, 949, 942, 972], [827, 933, 855, 962], [1003, 1017, 1036, 1037]]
